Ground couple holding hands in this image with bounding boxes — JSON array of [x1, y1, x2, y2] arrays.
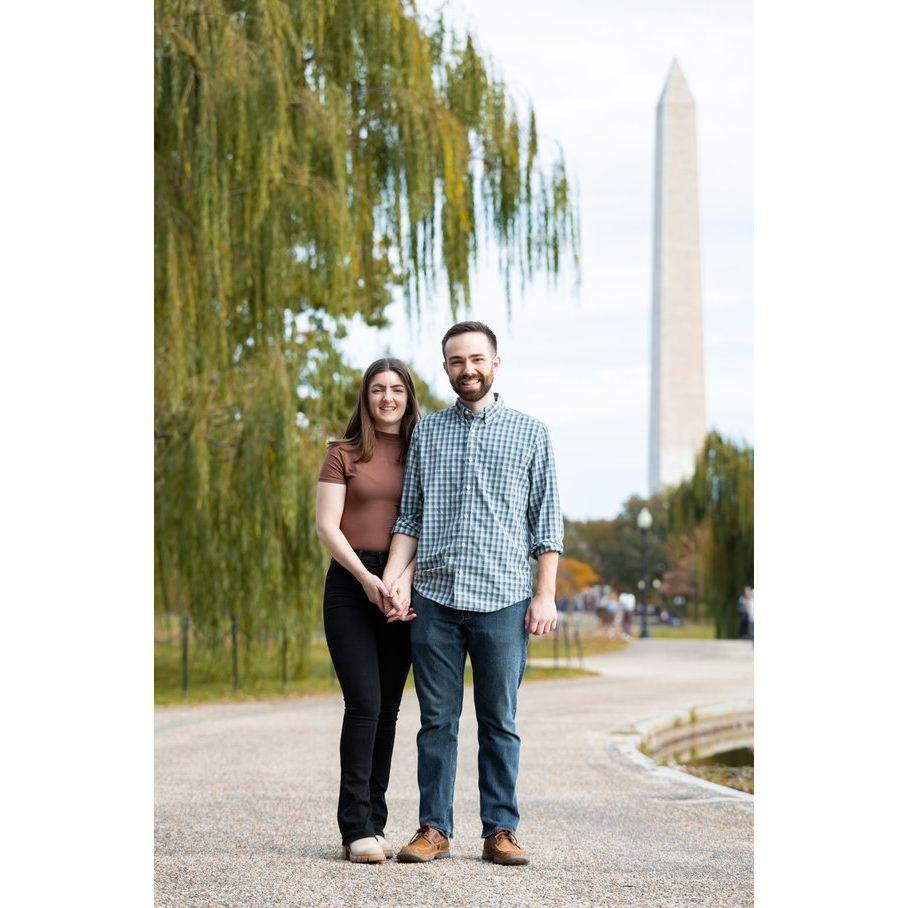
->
[[315, 321, 563, 866]]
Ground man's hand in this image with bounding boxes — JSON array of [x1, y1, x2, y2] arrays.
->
[[525, 593, 557, 635], [386, 605, 417, 624], [387, 573, 415, 620], [381, 576, 417, 623]]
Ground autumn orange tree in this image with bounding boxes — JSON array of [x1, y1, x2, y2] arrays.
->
[[555, 557, 600, 601]]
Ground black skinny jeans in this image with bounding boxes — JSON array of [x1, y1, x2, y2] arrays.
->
[[323, 553, 411, 844]]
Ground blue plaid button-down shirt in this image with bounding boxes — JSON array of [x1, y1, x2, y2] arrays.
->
[[392, 394, 564, 612]]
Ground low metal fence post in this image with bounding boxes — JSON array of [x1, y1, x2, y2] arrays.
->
[[574, 622, 584, 668], [230, 613, 240, 691], [553, 619, 560, 668], [181, 614, 190, 699], [563, 613, 573, 665], [281, 623, 289, 693]]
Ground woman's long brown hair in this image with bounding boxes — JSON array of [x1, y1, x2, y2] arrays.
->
[[330, 358, 421, 463]]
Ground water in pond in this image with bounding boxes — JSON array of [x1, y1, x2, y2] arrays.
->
[[669, 746, 754, 794], [691, 746, 753, 768]]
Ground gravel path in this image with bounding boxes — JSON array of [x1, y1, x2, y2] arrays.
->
[[156, 639, 753, 907]]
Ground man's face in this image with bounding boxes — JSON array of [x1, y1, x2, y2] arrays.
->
[[442, 332, 501, 402]]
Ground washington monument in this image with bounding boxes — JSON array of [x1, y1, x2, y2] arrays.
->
[[648, 59, 707, 493]]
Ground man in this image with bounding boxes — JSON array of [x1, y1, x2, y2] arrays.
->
[[381, 321, 563, 866]]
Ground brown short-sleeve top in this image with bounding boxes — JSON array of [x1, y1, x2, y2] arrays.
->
[[318, 431, 405, 552]]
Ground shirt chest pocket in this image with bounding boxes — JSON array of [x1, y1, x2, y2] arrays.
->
[[479, 448, 531, 502], [424, 442, 467, 492]]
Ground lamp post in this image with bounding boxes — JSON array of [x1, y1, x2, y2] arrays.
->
[[637, 507, 653, 638]]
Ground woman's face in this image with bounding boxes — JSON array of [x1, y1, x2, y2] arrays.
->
[[367, 370, 408, 434]]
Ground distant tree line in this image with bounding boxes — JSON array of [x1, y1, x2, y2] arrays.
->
[[563, 432, 753, 638], [564, 496, 670, 594]]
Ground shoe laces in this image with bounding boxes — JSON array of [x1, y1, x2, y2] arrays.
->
[[492, 828, 521, 848], [408, 824, 436, 845]]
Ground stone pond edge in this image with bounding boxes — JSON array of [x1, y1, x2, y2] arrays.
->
[[605, 699, 755, 803]]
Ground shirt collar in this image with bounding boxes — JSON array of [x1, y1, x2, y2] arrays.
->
[[454, 392, 504, 424]]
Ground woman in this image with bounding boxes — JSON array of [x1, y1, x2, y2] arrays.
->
[[315, 358, 419, 863]]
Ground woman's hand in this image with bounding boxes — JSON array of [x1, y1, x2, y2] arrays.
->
[[360, 572, 391, 611], [385, 573, 416, 623]]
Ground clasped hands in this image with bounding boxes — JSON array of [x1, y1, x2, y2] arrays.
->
[[362, 576, 556, 632], [361, 572, 415, 623]]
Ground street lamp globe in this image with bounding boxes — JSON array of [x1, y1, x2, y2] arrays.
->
[[637, 507, 653, 530]]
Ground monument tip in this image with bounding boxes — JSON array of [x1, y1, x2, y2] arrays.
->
[[658, 58, 694, 108]]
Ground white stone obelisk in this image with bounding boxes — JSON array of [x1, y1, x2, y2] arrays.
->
[[648, 59, 707, 493]]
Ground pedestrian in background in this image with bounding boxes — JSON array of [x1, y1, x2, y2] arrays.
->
[[737, 588, 750, 639], [619, 592, 635, 639], [744, 587, 754, 642]]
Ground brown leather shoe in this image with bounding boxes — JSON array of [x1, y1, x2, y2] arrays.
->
[[396, 825, 451, 862], [482, 829, 529, 865]]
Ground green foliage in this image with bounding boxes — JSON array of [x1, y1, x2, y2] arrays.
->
[[154, 0, 578, 679], [670, 432, 754, 638], [564, 494, 669, 591]]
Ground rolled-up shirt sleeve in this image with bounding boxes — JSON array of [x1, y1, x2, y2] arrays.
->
[[527, 424, 564, 558], [392, 423, 423, 538]]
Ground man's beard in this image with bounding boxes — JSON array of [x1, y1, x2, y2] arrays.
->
[[450, 371, 494, 402]]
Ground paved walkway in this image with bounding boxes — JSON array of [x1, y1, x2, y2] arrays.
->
[[155, 639, 753, 907]]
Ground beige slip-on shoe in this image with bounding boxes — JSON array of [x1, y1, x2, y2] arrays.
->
[[374, 835, 394, 859], [343, 837, 385, 863]]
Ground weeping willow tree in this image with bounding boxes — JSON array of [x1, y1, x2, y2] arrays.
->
[[154, 0, 579, 682], [670, 432, 754, 639]]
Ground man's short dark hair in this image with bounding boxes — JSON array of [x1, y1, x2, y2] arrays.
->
[[441, 321, 498, 356]]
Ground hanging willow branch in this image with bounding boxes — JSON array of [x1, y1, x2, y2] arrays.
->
[[154, 0, 579, 649], [669, 432, 755, 638]]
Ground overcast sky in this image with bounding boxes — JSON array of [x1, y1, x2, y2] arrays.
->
[[343, 0, 753, 519]]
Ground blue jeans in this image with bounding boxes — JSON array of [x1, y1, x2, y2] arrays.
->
[[410, 590, 530, 839]]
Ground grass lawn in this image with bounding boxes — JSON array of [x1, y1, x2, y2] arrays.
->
[[645, 621, 717, 639], [155, 633, 599, 706], [528, 632, 629, 659]]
